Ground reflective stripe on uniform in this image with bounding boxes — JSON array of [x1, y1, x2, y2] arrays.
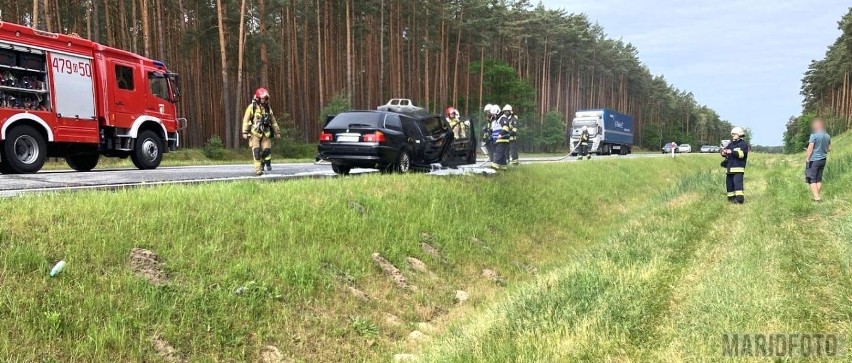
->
[[728, 167, 745, 173], [727, 192, 736, 197], [734, 148, 744, 158], [734, 191, 744, 196], [496, 139, 510, 143]]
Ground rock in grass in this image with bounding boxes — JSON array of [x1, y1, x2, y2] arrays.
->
[[416, 322, 435, 334], [129, 248, 169, 285], [152, 336, 185, 363], [482, 269, 506, 286], [371, 253, 414, 291], [454, 290, 469, 304], [384, 313, 404, 327], [406, 257, 437, 279], [347, 286, 370, 301], [261, 345, 290, 363], [420, 243, 442, 259], [394, 353, 418, 362], [407, 330, 429, 342]]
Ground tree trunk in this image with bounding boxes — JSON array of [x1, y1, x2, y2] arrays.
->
[[31, 0, 39, 29], [345, 0, 353, 102], [215, 0, 234, 148], [235, 0, 247, 140], [140, 0, 151, 56], [259, 0, 269, 86], [92, 0, 100, 42]]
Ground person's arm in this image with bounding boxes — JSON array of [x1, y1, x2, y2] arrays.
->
[[241, 105, 253, 138], [805, 134, 816, 162]]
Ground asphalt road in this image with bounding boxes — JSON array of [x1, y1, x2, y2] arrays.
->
[[0, 153, 677, 196]]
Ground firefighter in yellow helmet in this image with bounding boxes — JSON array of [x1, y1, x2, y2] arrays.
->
[[242, 88, 281, 176]]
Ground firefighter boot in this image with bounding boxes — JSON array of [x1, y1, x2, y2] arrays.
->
[[252, 148, 263, 176]]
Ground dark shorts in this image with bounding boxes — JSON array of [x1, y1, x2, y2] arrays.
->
[[806, 159, 827, 184]]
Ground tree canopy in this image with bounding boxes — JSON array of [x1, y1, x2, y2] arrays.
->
[[1, 0, 731, 150], [791, 7, 852, 152]]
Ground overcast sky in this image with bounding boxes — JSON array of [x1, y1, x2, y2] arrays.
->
[[540, 0, 850, 145]]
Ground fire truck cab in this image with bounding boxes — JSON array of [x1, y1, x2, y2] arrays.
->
[[0, 21, 185, 174]]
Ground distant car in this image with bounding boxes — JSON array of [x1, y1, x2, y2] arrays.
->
[[317, 110, 476, 175], [376, 98, 424, 114], [678, 144, 692, 153], [662, 142, 677, 154], [712, 146, 721, 153], [700, 145, 714, 153]]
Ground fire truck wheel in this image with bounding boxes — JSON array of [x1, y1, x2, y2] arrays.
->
[[131, 130, 164, 170], [66, 152, 100, 172], [1, 125, 47, 174]]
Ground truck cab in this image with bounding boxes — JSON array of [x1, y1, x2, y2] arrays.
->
[[568, 109, 633, 156]]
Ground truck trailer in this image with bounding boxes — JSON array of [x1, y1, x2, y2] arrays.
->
[[0, 21, 186, 174], [568, 109, 634, 155]]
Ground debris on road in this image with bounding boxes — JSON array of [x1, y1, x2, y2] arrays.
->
[[371, 253, 414, 291], [428, 166, 497, 176], [129, 248, 169, 285]]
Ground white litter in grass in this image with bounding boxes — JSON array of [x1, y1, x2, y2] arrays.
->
[[49, 260, 66, 277]]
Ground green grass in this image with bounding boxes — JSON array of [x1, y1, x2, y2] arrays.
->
[[1, 136, 849, 362], [419, 134, 852, 362]]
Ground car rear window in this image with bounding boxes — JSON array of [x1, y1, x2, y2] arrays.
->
[[325, 113, 381, 129]]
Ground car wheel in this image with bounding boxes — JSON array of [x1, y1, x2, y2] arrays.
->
[[1, 125, 47, 174], [395, 150, 411, 173], [332, 164, 351, 175], [130, 130, 164, 170], [66, 152, 100, 172]]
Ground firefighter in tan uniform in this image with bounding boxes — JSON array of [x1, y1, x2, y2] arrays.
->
[[241, 88, 281, 175]]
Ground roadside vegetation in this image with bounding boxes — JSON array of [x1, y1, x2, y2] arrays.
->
[[2, 134, 848, 361], [420, 134, 852, 361], [2, 150, 711, 362]]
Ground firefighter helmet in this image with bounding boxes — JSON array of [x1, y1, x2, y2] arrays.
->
[[254, 88, 270, 101], [731, 127, 745, 136], [484, 104, 493, 113], [502, 104, 513, 112], [490, 104, 501, 116], [581, 125, 588, 132]]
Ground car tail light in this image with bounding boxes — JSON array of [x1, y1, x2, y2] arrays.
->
[[320, 132, 334, 143], [362, 131, 386, 143]]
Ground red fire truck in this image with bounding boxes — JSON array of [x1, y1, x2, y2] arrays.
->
[[0, 21, 185, 174]]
